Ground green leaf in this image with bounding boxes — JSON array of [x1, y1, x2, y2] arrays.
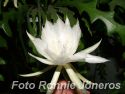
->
[[0, 35, 7, 48], [109, 0, 125, 10], [58, 7, 76, 26], [60, 0, 125, 45], [47, 5, 58, 22], [0, 74, 4, 81], [123, 52, 125, 60], [1, 23, 12, 37], [77, 39, 84, 52], [0, 57, 6, 65]]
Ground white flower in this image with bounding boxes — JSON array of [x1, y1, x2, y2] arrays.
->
[[3, 0, 18, 8], [21, 17, 108, 94]]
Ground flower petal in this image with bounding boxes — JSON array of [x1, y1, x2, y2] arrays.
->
[[71, 21, 81, 54], [19, 66, 54, 77], [42, 19, 63, 56], [26, 31, 35, 41], [69, 64, 92, 84], [75, 40, 102, 55], [84, 54, 109, 63], [27, 31, 51, 59], [64, 64, 86, 93], [70, 53, 109, 63], [65, 16, 70, 26], [29, 53, 54, 65], [14, 0, 18, 8], [3, 0, 9, 7], [46, 66, 62, 94]]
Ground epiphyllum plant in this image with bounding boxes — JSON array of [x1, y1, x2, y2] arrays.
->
[[21, 17, 108, 94]]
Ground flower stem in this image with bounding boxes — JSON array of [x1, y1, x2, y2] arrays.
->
[[69, 64, 92, 84], [46, 66, 62, 94], [64, 63, 87, 94]]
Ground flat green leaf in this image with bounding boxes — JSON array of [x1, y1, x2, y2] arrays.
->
[[59, 0, 125, 45], [47, 5, 58, 22], [0, 35, 7, 48], [0, 74, 4, 81], [0, 57, 6, 65], [122, 52, 125, 60], [109, 0, 125, 10], [2, 23, 12, 37]]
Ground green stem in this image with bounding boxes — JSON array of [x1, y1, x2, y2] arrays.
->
[[37, 0, 42, 35], [46, 66, 62, 94], [69, 64, 92, 84], [64, 63, 87, 94]]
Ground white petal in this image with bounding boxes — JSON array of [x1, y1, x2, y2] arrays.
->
[[14, 0, 18, 8], [56, 17, 65, 29], [29, 53, 54, 65], [46, 66, 62, 94], [71, 21, 81, 54], [57, 19, 81, 56], [70, 53, 86, 62], [42, 20, 62, 56], [26, 31, 35, 41], [3, 0, 9, 7], [70, 53, 109, 63], [75, 40, 102, 55], [85, 54, 109, 63], [69, 64, 92, 84], [20, 66, 54, 77], [65, 16, 70, 26], [42, 20, 57, 41], [27, 32, 51, 59], [64, 64, 86, 93]]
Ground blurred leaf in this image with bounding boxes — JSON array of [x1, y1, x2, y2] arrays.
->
[[0, 74, 4, 81], [31, 9, 38, 35], [1, 23, 12, 37], [3, 10, 17, 22], [77, 39, 85, 52], [0, 35, 7, 48], [47, 5, 58, 22], [0, 57, 6, 65], [98, 0, 111, 4], [57, 7, 76, 26], [27, 9, 37, 36], [109, 0, 125, 10], [123, 52, 125, 60], [59, 0, 125, 45]]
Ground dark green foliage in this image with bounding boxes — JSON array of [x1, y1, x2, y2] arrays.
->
[[0, 0, 125, 93]]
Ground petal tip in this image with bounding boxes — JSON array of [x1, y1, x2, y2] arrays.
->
[[26, 31, 35, 40]]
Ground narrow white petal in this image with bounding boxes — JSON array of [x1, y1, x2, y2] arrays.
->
[[14, 0, 18, 8], [42, 20, 62, 56], [69, 64, 92, 84], [70, 53, 109, 63], [3, 0, 9, 7], [75, 40, 102, 55], [57, 17, 65, 28], [65, 17, 70, 26], [70, 40, 109, 63], [33, 39, 51, 60], [26, 31, 35, 41], [19, 66, 54, 77], [27, 32, 51, 59], [71, 21, 81, 54], [85, 54, 109, 63], [29, 53, 54, 65], [64, 64, 86, 93], [70, 53, 86, 62], [46, 66, 62, 94], [42, 20, 56, 41]]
